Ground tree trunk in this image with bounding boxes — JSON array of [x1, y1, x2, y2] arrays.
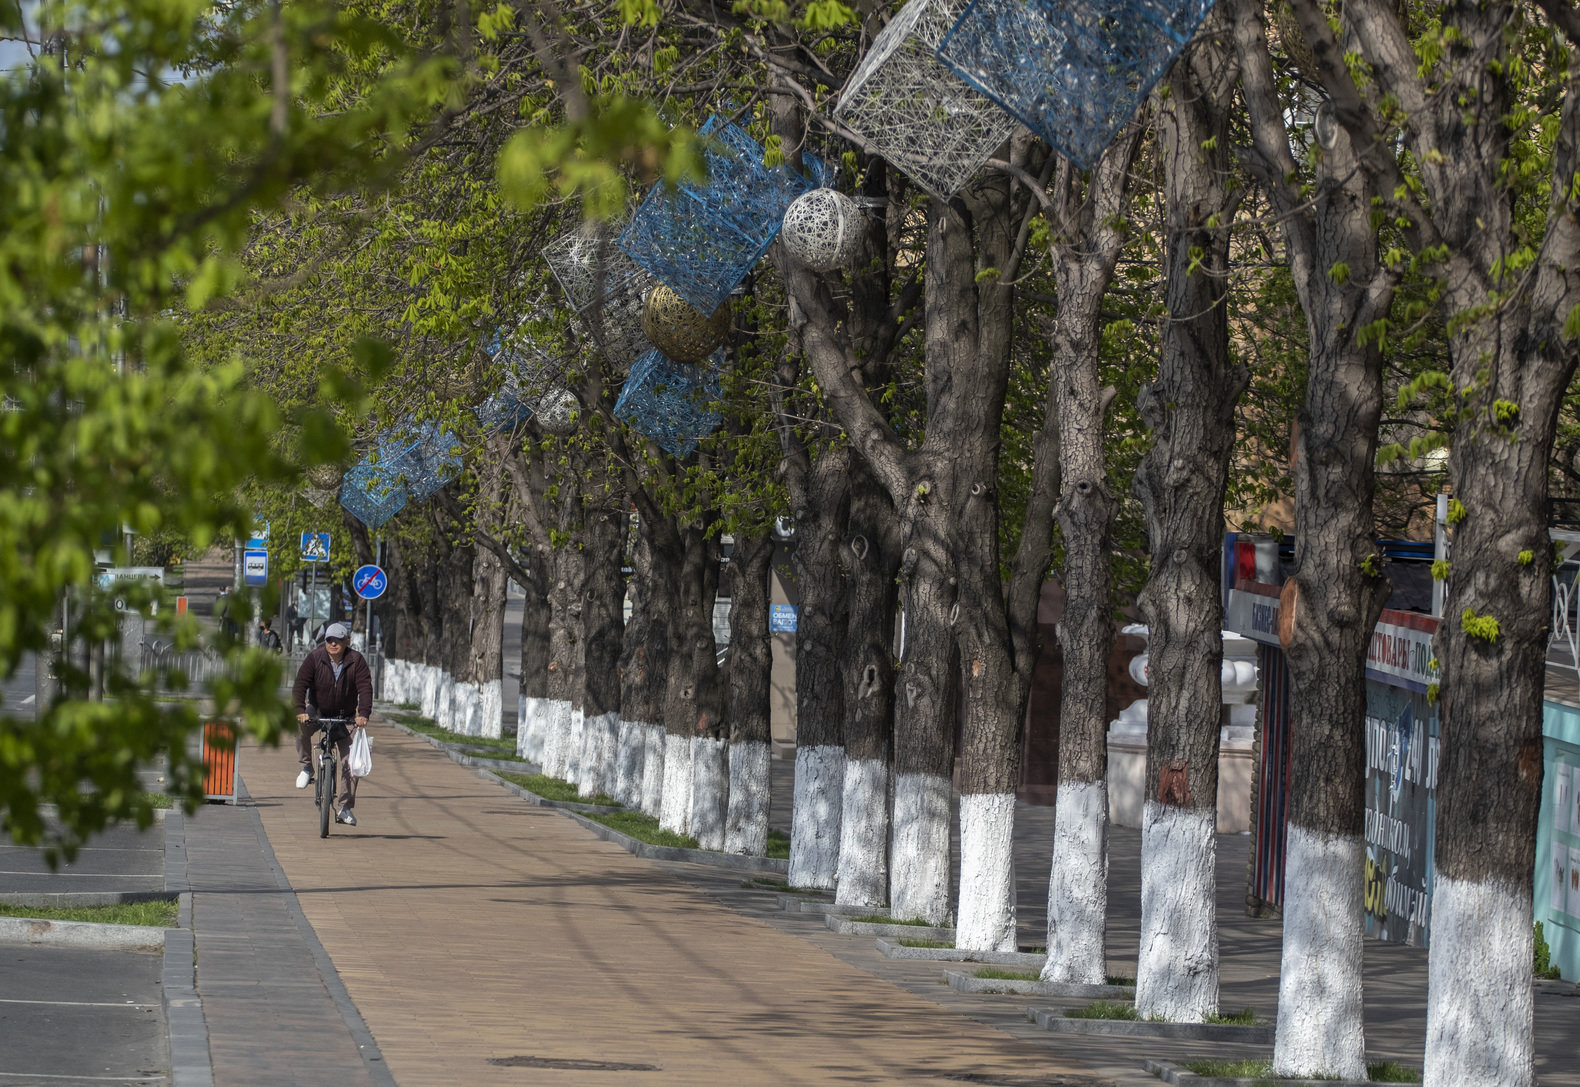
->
[[659, 523, 721, 835], [1232, 0, 1393, 1074], [836, 460, 900, 907], [787, 445, 851, 890], [1041, 130, 1139, 984], [624, 521, 673, 817], [463, 542, 506, 738], [943, 171, 1027, 953], [516, 538, 552, 763], [542, 538, 584, 784], [725, 531, 775, 856], [1131, 12, 1245, 1022], [579, 502, 626, 800]]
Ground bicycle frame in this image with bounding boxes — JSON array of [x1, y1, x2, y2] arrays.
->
[[311, 716, 353, 838]]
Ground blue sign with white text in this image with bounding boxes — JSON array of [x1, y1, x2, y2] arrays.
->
[[770, 604, 798, 633]]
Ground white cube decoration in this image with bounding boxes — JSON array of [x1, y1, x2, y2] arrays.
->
[[834, 0, 1019, 201]]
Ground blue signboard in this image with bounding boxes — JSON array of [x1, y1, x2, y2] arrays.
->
[[242, 549, 269, 587], [352, 564, 388, 600], [300, 532, 331, 563], [769, 604, 798, 633]]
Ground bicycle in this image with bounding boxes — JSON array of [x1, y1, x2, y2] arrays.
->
[[311, 716, 354, 838]]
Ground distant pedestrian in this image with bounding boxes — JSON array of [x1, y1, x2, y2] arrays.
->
[[286, 600, 303, 650], [258, 617, 283, 652]]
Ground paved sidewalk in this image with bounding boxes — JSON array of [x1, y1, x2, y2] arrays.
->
[[172, 712, 1580, 1087]]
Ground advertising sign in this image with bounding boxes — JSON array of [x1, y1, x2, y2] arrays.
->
[[769, 604, 798, 633], [1363, 683, 1440, 947]]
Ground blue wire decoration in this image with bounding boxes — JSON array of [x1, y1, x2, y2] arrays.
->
[[937, 0, 1217, 169], [833, 0, 1019, 201], [389, 420, 463, 503], [618, 115, 817, 314], [338, 433, 417, 530], [476, 324, 568, 432], [613, 348, 725, 460], [544, 223, 655, 374]]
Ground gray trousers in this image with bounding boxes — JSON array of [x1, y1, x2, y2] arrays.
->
[[296, 719, 359, 810]]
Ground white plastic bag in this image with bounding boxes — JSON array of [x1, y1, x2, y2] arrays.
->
[[348, 728, 373, 778]]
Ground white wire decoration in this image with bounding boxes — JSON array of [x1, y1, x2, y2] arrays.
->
[[544, 222, 656, 374], [781, 188, 864, 271], [833, 0, 1019, 201], [532, 387, 580, 435], [641, 285, 731, 364]]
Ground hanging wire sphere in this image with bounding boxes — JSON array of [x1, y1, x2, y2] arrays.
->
[[305, 463, 345, 490], [534, 388, 580, 435], [641, 285, 731, 364], [781, 188, 864, 272]]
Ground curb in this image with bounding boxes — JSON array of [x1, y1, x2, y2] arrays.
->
[[777, 895, 875, 915], [945, 970, 1135, 999], [826, 915, 956, 942], [0, 915, 166, 950], [160, 811, 212, 1087], [873, 938, 1045, 966], [1029, 1005, 1275, 1043], [1143, 1058, 1400, 1086]]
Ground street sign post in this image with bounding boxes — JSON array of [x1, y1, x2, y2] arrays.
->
[[243, 549, 269, 587], [300, 532, 331, 563], [352, 565, 387, 600]]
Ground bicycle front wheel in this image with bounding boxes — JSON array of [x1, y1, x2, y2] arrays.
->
[[319, 752, 334, 838]]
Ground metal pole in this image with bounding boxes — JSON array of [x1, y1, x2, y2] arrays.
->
[[1432, 492, 1449, 618]]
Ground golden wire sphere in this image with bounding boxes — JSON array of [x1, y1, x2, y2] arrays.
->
[[641, 286, 731, 364], [305, 463, 344, 490]]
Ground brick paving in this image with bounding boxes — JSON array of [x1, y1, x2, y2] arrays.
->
[[226, 718, 1110, 1087]]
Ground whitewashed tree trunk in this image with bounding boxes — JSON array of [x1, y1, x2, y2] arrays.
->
[[597, 715, 620, 800], [614, 720, 644, 807], [1043, 780, 1108, 984], [1135, 802, 1218, 1021], [788, 745, 844, 890], [1424, 876, 1534, 1087], [890, 772, 953, 925], [420, 666, 441, 719], [542, 699, 571, 780], [451, 681, 477, 736], [956, 793, 1017, 952], [689, 736, 728, 851], [578, 711, 617, 799], [1274, 827, 1366, 1079], [639, 723, 665, 817], [565, 708, 586, 789], [834, 758, 889, 908], [658, 733, 692, 834], [478, 679, 502, 739], [724, 740, 771, 856]]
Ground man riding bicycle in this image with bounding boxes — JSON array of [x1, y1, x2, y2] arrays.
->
[[291, 621, 372, 826]]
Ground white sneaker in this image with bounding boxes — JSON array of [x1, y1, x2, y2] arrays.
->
[[295, 770, 311, 789]]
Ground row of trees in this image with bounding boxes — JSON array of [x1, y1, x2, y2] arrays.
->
[[6, 1, 1575, 1085]]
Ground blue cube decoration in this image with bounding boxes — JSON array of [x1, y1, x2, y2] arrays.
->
[[544, 224, 655, 374], [618, 115, 816, 314], [477, 326, 564, 431], [937, 0, 1217, 169], [388, 420, 462, 503], [339, 454, 410, 530], [613, 348, 725, 460]]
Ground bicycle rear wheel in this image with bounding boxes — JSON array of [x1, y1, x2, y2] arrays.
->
[[319, 750, 334, 838]]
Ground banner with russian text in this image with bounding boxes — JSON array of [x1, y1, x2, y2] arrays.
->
[[1363, 683, 1440, 947]]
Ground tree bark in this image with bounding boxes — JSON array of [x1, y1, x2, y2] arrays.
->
[[579, 500, 626, 799], [623, 520, 674, 817], [725, 530, 775, 856], [1041, 127, 1140, 985], [1326, 2, 1580, 1080], [787, 444, 850, 890], [1131, 11, 1246, 1023], [1232, 0, 1393, 1074], [836, 458, 900, 907]]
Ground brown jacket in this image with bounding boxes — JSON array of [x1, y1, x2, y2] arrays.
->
[[292, 646, 373, 719]]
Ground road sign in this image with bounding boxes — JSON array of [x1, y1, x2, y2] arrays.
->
[[352, 564, 388, 600], [243, 549, 269, 587], [247, 517, 270, 551], [300, 532, 331, 563]]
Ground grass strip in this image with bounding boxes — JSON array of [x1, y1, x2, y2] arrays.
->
[[385, 712, 516, 751], [975, 967, 1039, 981], [1207, 1007, 1257, 1025], [497, 772, 619, 807], [0, 899, 179, 927], [766, 829, 789, 860], [849, 913, 932, 926], [583, 811, 699, 850], [1065, 1000, 1137, 1020], [1183, 1058, 1418, 1083]]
